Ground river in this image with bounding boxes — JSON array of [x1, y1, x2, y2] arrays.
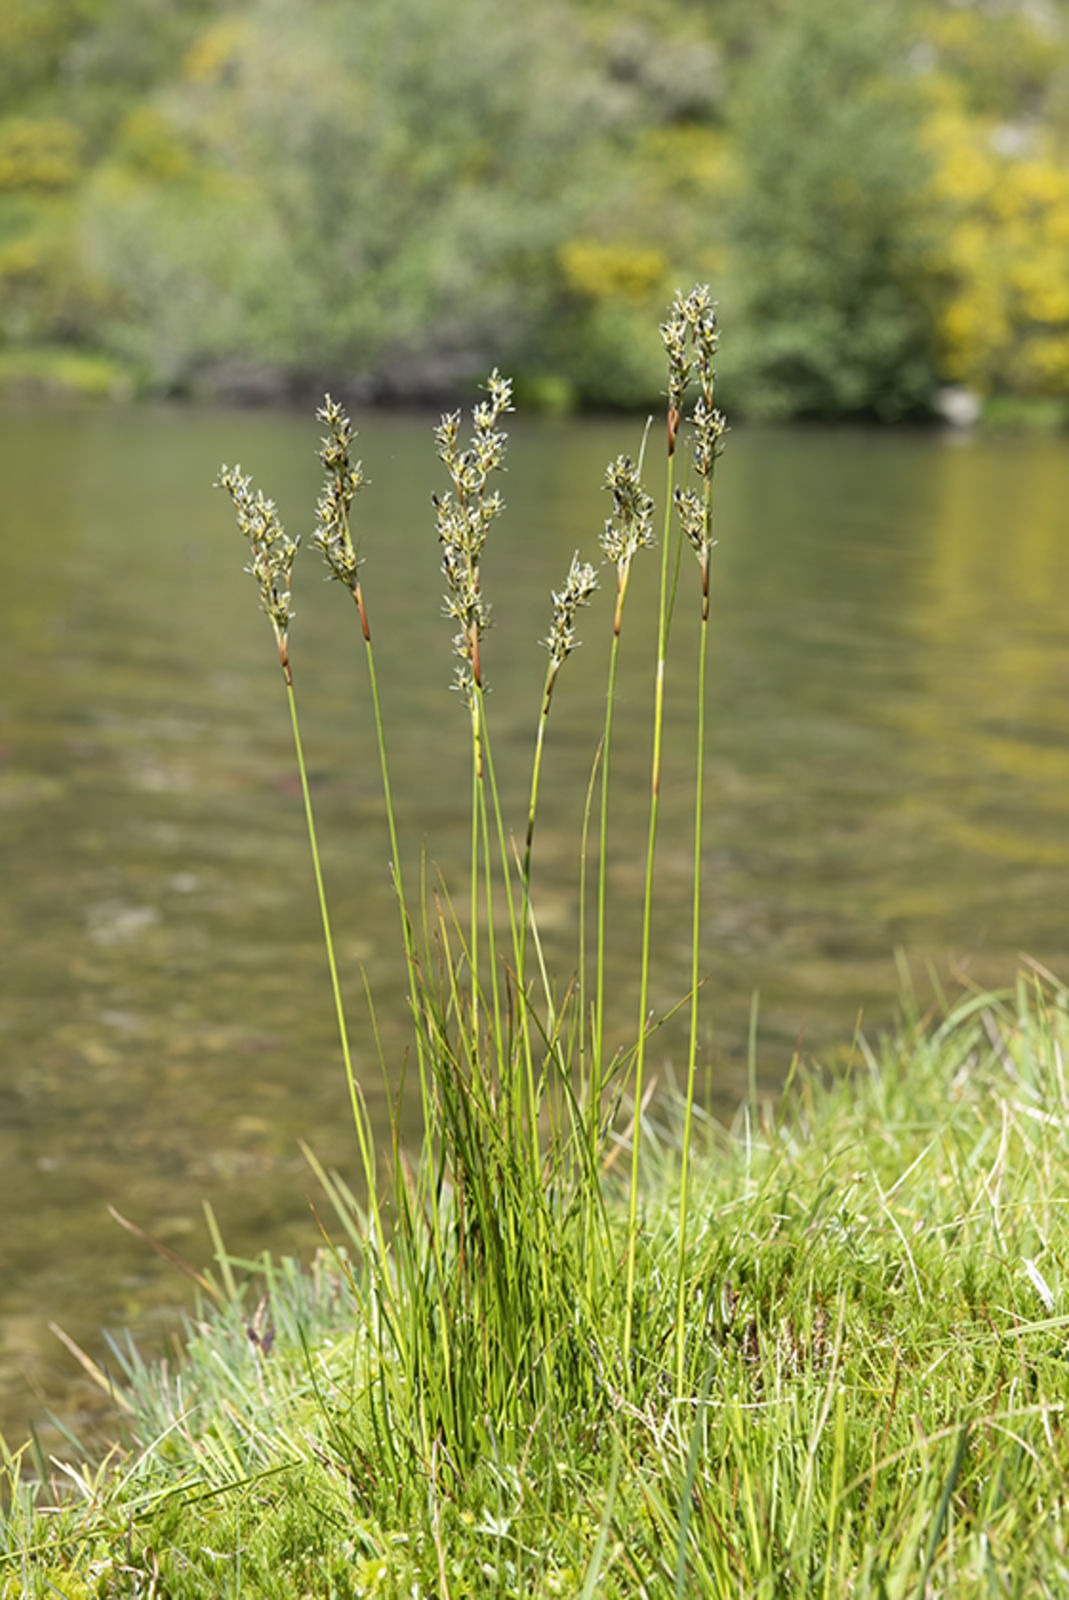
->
[[2, 402, 1068, 1446]]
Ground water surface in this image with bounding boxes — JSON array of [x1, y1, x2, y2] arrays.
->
[[2, 405, 1068, 1445]]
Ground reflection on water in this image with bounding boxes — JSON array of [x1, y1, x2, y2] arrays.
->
[[2, 405, 1068, 1445]]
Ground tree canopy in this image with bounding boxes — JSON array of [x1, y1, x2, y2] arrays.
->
[[1, 0, 1067, 416]]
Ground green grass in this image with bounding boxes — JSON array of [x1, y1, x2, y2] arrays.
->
[[5, 293, 1069, 1596], [6, 976, 1069, 1596]]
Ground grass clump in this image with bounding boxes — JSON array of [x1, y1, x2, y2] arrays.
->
[[209, 287, 726, 1481], [7, 980, 1069, 1596], [5, 294, 1069, 1595]]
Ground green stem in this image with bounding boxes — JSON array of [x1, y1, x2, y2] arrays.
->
[[475, 695, 504, 1084], [514, 669, 570, 1312], [593, 568, 630, 1131], [521, 665, 555, 978], [283, 673, 376, 1205], [470, 699, 480, 1033], [348, 579, 443, 1306], [519, 665, 557, 1117], [623, 454, 676, 1372], [675, 549, 710, 1394], [577, 737, 602, 1115], [509, 678, 549, 1177], [352, 587, 418, 1002]]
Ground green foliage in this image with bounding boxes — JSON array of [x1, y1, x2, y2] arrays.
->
[[82, 0, 647, 393], [724, 0, 939, 419], [538, 297, 670, 410], [0, 0, 94, 112], [925, 0, 1068, 123], [1, 0, 1068, 415]]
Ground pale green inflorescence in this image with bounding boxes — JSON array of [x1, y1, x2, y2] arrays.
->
[[433, 368, 514, 705], [311, 394, 366, 592], [661, 282, 717, 417], [664, 283, 728, 561], [215, 465, 299, 668], [541, 552, 599, 676], [598, 454, 655, 578], [691, 394, 728, 485]]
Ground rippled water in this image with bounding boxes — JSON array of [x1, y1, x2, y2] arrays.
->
[[2, 404, 1068, 1445]]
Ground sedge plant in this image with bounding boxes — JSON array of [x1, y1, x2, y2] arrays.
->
[[667, 289, 728, 1392], [212, 290, 727, 1487], [618, 286, 726, 1376]]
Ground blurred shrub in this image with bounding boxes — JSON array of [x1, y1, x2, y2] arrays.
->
[[723, 0, 940, 420], [81, 0, 646, 394], [0, 0, 91, 108], [0, 0, 1067, 416], [559, 240, 669, 305], [0, 117, 84, 190], [924, 4, 1065, 123], [927, 100, 1069, 396]]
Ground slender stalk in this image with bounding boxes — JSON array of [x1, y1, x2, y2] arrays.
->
[[485, 682, 543, 1176], [284, 674, 378, 1211], [665, 288, 725, 1391], [623, 451, 676, 1370], [525, 555, 597, 1088], [592, 441, 653, 1154], [215, 461, 376, 1196], [577, 737, 602, 1107], [521, 659, 556, 1011], [345, 577, 447, 1267], [351, 583, 418, 1008], [516, 558, 599, 1307], [593, 570, 629, 1098], [675, 546, 710, 1392], [516, 662, 555, 1158], [309, 400, 423, 1033], [522, 668, 554, 899], [470, 705, 481, 1027], [308, 402, 449, 1305], [475, 693, 504, 1085]]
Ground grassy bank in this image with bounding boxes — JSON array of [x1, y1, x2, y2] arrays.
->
[[3, 975, 1069, 1596]]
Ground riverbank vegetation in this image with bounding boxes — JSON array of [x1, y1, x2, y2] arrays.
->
[[4, 291, 1069, 1595], [5, 976, 1069, 1597], [2, 0, 1069, 419]]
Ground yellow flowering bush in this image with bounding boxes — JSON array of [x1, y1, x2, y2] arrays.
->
[[0, 116, 83, 191], [927, 100, 1069, 396], [558, 238, 669, 304]]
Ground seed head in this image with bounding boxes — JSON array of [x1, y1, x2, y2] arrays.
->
[[673, 485, 718, 560], [435, 371, 513, 704], [434, 410, 462, 470], [216, 465, 299, 661], [599, 455, 655, 574], [312, 395, 365, 592], [542, 554, 599, 673], [662, 284, 723, 458], [664, 285, 727, 568], [692, 395, 728, 485], [661, 298, 693, 429]]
